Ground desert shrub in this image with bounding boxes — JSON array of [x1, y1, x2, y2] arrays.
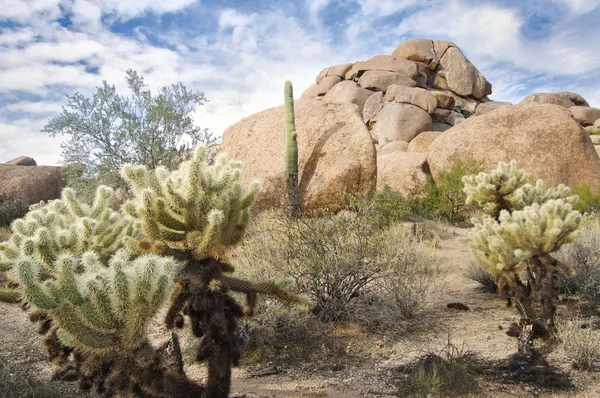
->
[[352, 225, 443, 336], [465, 261, 498, 293], [396, 342, 479, 397], [556, 315, 600, 370], [371, 186, 414, 226], [411, 155, 484, 225], [0, 194, 29, 227], [556, 232, 600, 305], [230, 202, 442, 335], [571, 184, 600, 214]]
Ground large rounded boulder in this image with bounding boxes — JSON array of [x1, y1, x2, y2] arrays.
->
[[221, 99, 377, 212], [0, 164, 66, 205], [427, 103, 600, 188]]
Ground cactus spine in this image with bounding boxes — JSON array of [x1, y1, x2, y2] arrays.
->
[[284, 80, 300, 217], [463, 161, 581, 356]]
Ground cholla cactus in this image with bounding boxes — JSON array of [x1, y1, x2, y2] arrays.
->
[[0, 187, 203, 395], [0, 186, 139, 303], [464, 161, 582, 354], [1, 145, 305, 398], [13, 250, 175, 354], [462, 160, 533, 219], [120, 145, 259, 260]]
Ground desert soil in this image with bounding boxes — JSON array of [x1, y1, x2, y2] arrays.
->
[[1, 223, 599, 398]]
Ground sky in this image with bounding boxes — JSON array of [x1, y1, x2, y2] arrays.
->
[[1, 0, 600, 165]]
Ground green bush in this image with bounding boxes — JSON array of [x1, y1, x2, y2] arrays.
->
[[571, 184, 600, 214], [0, 194, 29, 227], [371, 186, 414, 226], [411, 155, 484, 224]]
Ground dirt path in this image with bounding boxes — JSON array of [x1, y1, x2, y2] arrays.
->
[[1, 223, 599, 397]]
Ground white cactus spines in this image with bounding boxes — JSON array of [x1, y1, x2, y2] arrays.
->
[[120, 145, 260, 259], [462, 160, 533, 217], [12, 249, 177, 356], [462, 160, 579, 220], [466, 199, 581, 274], [0, 186, 140, 273]]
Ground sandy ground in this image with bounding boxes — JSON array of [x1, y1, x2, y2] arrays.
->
[[2, 223, 600, 397]]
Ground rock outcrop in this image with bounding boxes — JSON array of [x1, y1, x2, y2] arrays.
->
[[221, 99, 376, 212], [0, 164, 66, 205], [5, 156, 37, 166], [427, 103, 600, 188], [222, 38, 600, 212]]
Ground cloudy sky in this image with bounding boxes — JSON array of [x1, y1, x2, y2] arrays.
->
[[1, 0, 599, 165]]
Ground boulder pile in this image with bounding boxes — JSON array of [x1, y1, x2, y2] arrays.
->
[[222, 38, 600, 211]]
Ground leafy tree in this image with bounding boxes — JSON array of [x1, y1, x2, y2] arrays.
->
[[43, 69, 218, 177]]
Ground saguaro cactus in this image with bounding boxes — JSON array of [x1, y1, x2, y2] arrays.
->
[[463, 161, 581, 356], [284, 80, 300, 217]]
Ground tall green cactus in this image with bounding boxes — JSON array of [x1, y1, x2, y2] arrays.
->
[[284, 80, 300, 217], [463, 161, 582, 356]]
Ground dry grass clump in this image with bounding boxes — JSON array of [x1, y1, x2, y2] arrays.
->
[[240, 304, 345, 369], [555, 314, 600, 370], [465, 261, 498, 293], [395, 342, 479, 397], [555, 229, 600, 305]]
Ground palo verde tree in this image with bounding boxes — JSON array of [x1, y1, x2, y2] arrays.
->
[[43, 69, 217, 177], [462, 161, 581, 356], [0, 145, 306, 398]]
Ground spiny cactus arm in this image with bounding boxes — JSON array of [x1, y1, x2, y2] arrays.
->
[[12, 258, 59, 310], [222, 275, 311, 306], [513, 180, 579, 210], [123, 255, 176, 350], [497, 200, 581, 256], [463, 216, 528, 274], [462, 160, 533, 217], [50, 301, 120, 353]]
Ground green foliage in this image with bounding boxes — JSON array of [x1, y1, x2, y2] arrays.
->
[[412, 155, 484, 224], [0, 194, 29, 227], [284, 80, 300, 217], [120, 145, 260, 259], [455, 105, 473, 119], [570, 184, 600, 214], [43, 69, 218, 177], [371, 186, 413, 226]]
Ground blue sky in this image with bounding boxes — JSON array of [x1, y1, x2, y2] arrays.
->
[[1, 0, 599, 165]]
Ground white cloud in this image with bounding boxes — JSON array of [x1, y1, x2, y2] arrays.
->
[[356, 0, 429, 17], [1, 0, 599, 165]]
